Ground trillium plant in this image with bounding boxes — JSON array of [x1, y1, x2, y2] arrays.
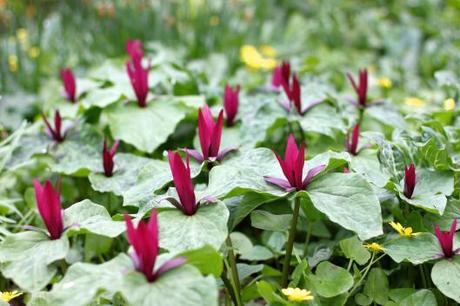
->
[[404, 163, 416, 199], [60, 68, 77, 103], [42, 110, 67, 142], [223, 84, 240, 127], [102, 139, 120, 177], [434, 219, 459, 259], [32, 180, 64, 240], [126, 40, 150, 108]]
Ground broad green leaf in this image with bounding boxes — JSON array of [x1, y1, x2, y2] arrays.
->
[[158, 201, 229, 253], [239, 245, 274, 261], [384, 233, 440, 264], [399, 289, 437, 306], [399, 169, 454, 214], [363, 268, 389, 305], [29, 254, 131, 306], [365, 104, 406, 129], [80, 86, 124, 109], [339, 236, 371, 265], [119, 265, 218, 306], [178, 245, 223, 277], [350, 151, 391, 188], [250, 210, 291, 232], [237, 263, 264, 280], [0, 232, 69, 291], [431, 256, 460, 303], [105, 97, 203, 153], [306, 173, 383, 240], [425, 199, 460, 230], [64, 199, 125, 238], [297, 103, 346, 137], [309, 261, 353, 298]]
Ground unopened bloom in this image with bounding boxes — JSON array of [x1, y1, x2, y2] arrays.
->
[[389, 221, 418, 237], [102, 139, 120, 177], [167, 151, 197, 215], [0, 291, 23, 302], [42, 110, 66, 142], [271, 61, 290, 88], [347, 69, 368, 107], [124, 209, 186, 282], [365, 242, 384, 252], [126, 58, 150, 108], [187, 104, 235, 163], [403, 164, 416, 199], [434, 219, 459, 259], [126, 39, 144, 64], [443, 98, 456, 111], [281, 287, 314, 302], [60, 68, 77, 103], [33, 180, 64, 240], [281, 74, 323, 115], [264, 134, 325, 192], [346, 124, 360, 156], [224, 84, 240, 127]]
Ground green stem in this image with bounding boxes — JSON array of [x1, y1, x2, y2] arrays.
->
[[281, 197, 301, 288], [302, 221, 312, 257], [346, 252, 376, 301], [221, 273, 238, 306], [419, 265, 428, 288], [347, 259, 353, 271], [226, 237, 243, 306]]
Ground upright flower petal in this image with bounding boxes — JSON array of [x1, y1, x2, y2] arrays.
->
[[197, 105, 225, 162], [291, 74, 302, 115], [126, 39, 144, 63], [102, 139, 120, 177], [33, 179, 63, 240], [271, 61, 291, 88], [224, 84, 240, 127], [41, 110, 65, 142], [60, 68, 76, 103], [346, 124, 360, 155], [168, 151, 197, 215], [347, 69, 368, 107], [126, 59, 149, 108], [434, 219, 458, 258], [404, 164, 416, 199], [210, 110, 224, 158]]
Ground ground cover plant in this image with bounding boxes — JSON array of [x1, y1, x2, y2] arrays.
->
[[1, 1, 460, 306]]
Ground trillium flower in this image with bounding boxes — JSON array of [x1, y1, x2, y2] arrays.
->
[[42, 110, 67, 142], [126, 39, 144, 64], [126, 57, 150, 108], [434, 219, 459, 259], [187, 104, 236, 163], [347, 68, 368, 107], [281, 74, 323, 115], [271, 61, 290, 89], [60, 68, 76, 103], [124, 209, 186, 282], [346, 124, 360, 155], [166, 151, 216, 215], [264, 134, 325, 192], [33, 179, 64, 240], [403, 164, 416, 199], [223, 84, 240, 127], [102, 139, 120, 177]]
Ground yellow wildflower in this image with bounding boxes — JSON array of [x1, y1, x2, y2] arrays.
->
[[389, 221, 418, 237], [8, 54, 17, 72], [209, 16, 219, 26], [377, 77, 392, 89], [0, 291, 23, 302], [405, 97, 425, 107], [365, 242, 384, 252], [260, 45, 277, 58], [443, 98, 456, 111], [28, 46, 40, 59], [16, 28, 28, 43], [282, 287, 314, 302], [240, 45, 277, 70]]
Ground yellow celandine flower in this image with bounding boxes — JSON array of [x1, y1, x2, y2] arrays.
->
[[405, 97, 425, 107], [389, 221, 418, 237], [281, 287, 314, 302], [16, 28, 28, 43], [8, 54, 18, 72], [365, 242, 384, 252], [28, 46, 40, 59], [209, 16, 219, 26], [377, 77, 392, 89], [260, 45, 277, 58], [443, 98, 456, 111], [240, 45, 277, 70], [0, 291, 23, 302]]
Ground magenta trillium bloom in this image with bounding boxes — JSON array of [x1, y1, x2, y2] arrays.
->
[[33, 179, 64, 240], [42, 110, 66, 142], [187, 104, 235, 163], [280, 74, 323, 115], [264, 134, 325, 192], [60, 68, 76, 103], [434, 219, 459, 259], [346, 124, 360, 156], [347, 69, 368, 107], [126, 58, 149, 108], [124, 209, 186, 282], [102, 139, 120, 177], [167, 151, 197, 215], [403, 164, 416, 199], [271, 61, 291, 88], [224, 84, 240, 127], [126, 39, 144, 64]]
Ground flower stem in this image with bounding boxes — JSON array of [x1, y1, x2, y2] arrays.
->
[[302, 220, 312, 257], [226, 236, 243, 306], [281, 196, 301, 287]]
